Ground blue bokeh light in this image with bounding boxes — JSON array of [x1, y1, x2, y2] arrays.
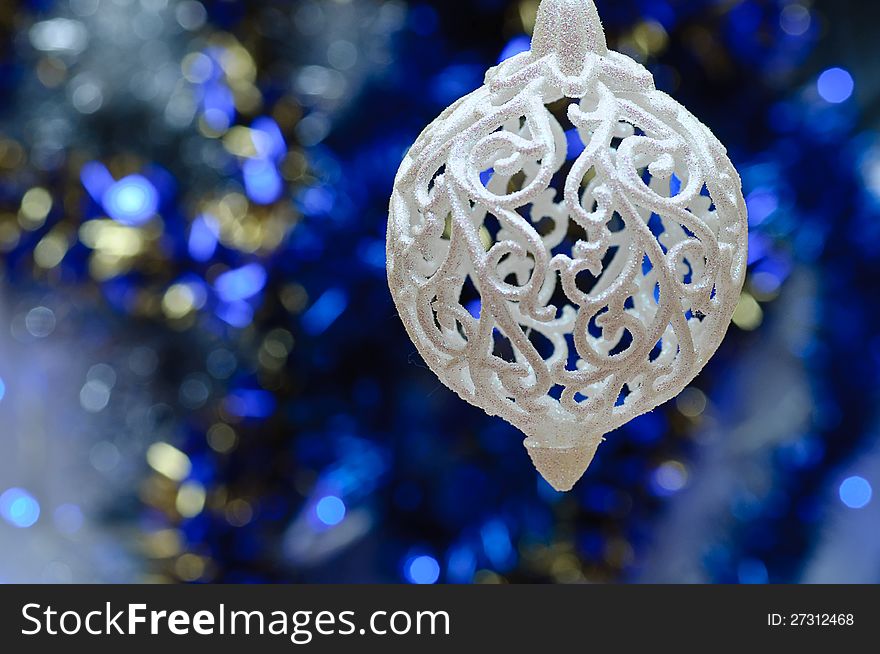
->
[[480, 519, 514, 571], [746, 187, 779, 226], [216, 301, 254, 328], [737, 558, 769, 584], [357, 239, 386, 269], [298, 185, 335, 216], [224, 389, 276, 419], [651, 462, 687, 496], [214, 263, 267, 303], [202, 81, 235, 130], [102, 174, 159, 225], [315, 495, 346, 526], [839, 476, 872, 509], [446, 545, 477, 583], [243, 158, 283, 205], [0, 488, 41, 528], [498, 35, 531, 63], [188, 213, 220, 262], [817, 67, 854, 104], [302, 288, 348, 336], [80, 161, 115, 203], [0, 376, 5, 402], [405, 555, 441, 584], [251, 117, 286, 160]]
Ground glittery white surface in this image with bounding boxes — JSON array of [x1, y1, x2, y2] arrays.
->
[[387, 0, 748, 490]]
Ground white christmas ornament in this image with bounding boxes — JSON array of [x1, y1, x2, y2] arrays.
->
[[387, 0, 748, 491]]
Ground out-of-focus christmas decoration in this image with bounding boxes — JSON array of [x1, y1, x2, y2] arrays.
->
[[388, 0, 746, 490]]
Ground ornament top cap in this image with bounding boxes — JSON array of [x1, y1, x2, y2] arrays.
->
[[532, 0, 608, 75]]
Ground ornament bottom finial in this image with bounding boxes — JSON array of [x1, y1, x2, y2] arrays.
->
[[524, 438, 601, 492]]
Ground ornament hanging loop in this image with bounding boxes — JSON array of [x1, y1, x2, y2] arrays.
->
[[532, 0, 608, 77]]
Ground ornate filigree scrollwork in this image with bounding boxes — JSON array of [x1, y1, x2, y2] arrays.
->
[[387, 0, 747, 490]]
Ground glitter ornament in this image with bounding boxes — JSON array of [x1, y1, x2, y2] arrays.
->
[[387, 0, 748, 491]]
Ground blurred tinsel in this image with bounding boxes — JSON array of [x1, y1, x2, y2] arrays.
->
[[0, 0, 878, 584]]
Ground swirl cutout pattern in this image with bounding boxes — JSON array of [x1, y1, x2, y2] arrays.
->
[[387, 1, 747, 487]]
